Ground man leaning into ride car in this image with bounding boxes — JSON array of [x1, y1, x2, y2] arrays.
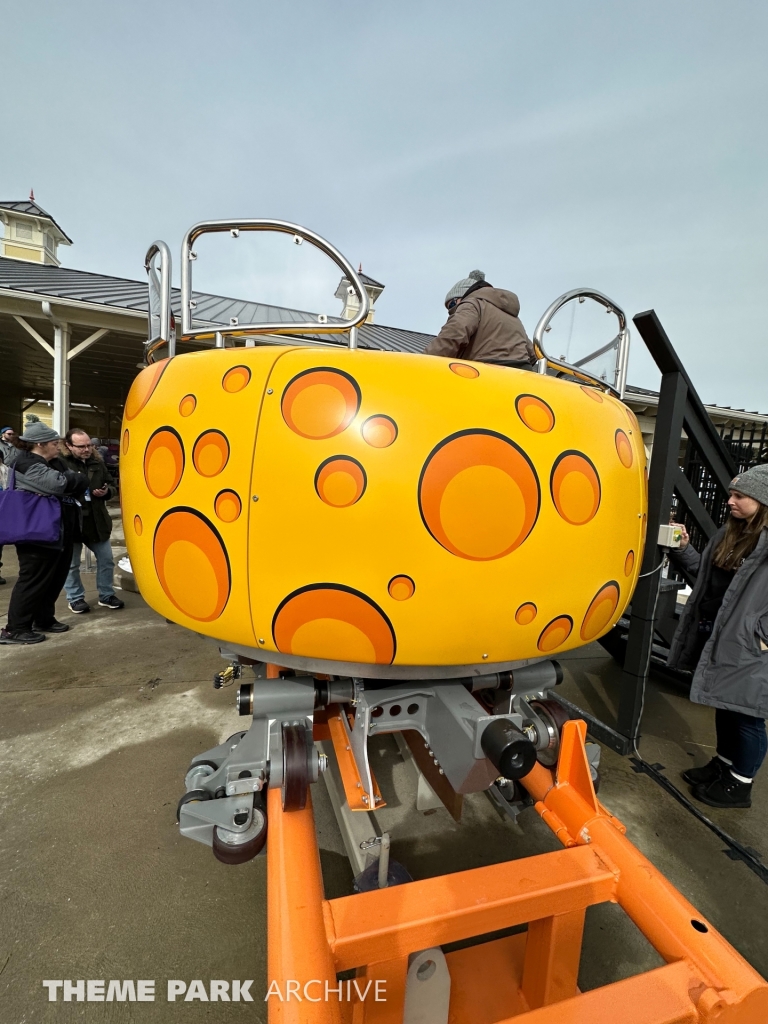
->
[[61, 428, 124, 613], [425, 270, 537, 368]]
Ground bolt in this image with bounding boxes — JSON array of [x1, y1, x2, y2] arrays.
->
[[267, 388, 273, 394], [252, 495, 259, 502], [356, 782, 361, 788], [318, 754, 329, 773], [258, 638, 265, 644], [424, 742, 429, 749], [438, 768, 445, 775], [374, 795, 382, 803], [346, 745, 351, 751], [482, 653, 489, 660], [433, 758, 439, 765], [362, 795, 369, 804]]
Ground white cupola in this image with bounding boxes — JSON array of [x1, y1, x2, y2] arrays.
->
[[0, 193, 72, 266], [335, 265, 385, 324]]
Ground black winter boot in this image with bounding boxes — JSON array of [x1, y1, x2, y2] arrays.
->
[[692, 772, 752, 809], [681, 757, 727, 787]]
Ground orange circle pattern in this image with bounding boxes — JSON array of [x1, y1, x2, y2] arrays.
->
[[179, 394, 197, 417], [222, 366, 251, 393], [154, 509, 231, 621], [615, 429, 634, 468], [362, 415, 398, 448], [449, 363, 479, 379], [624, 550, 635, 576], [134, 515, 143, 536], [419, 430, 540, 561], [388, 575, 415, 601], [272, 585, 396, 665], [516, 394, 555, 433], [538, 615, 573, 652], [125, 359, 169, 420], [215, 489, 242, 523], [281, 368, 360, 440], [143, 427, 184, 499], [580, 582, 620, 641], [580, 386, 603, 403], [122, 429, 129, 455], [550, 451, 601, 526], [515, 602, 538, 625], [315, 457, 367, 508], [193, 430, 230, 477]]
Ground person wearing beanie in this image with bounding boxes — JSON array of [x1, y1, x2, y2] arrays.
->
[[667, 463, 768, 808], [425, 269, 537, 368], [0, 423, 89, 645]]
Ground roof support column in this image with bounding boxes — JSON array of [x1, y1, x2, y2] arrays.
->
[[53, 322, 71, 437]]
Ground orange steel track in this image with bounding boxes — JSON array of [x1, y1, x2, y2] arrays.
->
[[266, 719, 768, 1023]]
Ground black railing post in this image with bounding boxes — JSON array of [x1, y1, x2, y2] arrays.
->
[[616, 371, 687, 743]]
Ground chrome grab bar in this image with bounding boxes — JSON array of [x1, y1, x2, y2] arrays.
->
[[179, 219, 370, 345], [144, 241, 174, 362], [532, 288, 630, 399]]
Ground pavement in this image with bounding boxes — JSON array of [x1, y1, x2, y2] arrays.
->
[[0, 534, 767, 1023]]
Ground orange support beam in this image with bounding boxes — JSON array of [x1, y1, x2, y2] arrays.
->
[[521, 909, 585, 1010], [324, 845, 616, 972], [267, 787, 342, 1024], [520, 720, 768, 1022], [265, 717, 768, 1023]]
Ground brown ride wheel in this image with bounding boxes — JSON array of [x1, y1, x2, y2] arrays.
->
[[282, 723, 309, 812], [212, 797, 268, 865], [528, 699, 570, 768]]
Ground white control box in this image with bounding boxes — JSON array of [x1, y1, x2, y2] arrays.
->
[[658, 524, 683, 548]]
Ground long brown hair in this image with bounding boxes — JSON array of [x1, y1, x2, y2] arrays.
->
[[713, 501, 768, 569]]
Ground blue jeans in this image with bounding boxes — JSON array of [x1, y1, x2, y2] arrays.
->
[[716, 708, 768, 779], [65, 539, 116, 602]]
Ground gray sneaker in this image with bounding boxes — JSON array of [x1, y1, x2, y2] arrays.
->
[[98, 595, 125, 610]]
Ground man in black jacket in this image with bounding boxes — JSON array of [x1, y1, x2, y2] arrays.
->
[[61, 428, 124, 613]]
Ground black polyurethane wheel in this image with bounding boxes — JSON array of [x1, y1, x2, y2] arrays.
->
[[212, 803, 268, 865], [282, 723, 309, 812], [176, 788, 210, 823]]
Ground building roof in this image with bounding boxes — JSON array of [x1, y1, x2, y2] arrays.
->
[[0, 201, 73, 244], [0, 256, 431, 354]]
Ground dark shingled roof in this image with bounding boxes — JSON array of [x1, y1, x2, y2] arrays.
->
[[0, 201, 73, 244], [0, 256, 433, 354]]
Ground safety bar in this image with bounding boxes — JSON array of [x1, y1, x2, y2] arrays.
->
[[179, 219, 370, 345], [144, 241, 174, 363], [533, 288, 630, 399]]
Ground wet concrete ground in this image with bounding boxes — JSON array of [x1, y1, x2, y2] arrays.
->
[[0, 542, 766, 1023]]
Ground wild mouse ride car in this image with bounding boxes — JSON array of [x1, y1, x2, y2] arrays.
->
[[121, 220, 644, 864]]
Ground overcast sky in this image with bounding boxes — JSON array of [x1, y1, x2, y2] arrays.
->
[[3, 1, 767, 410]]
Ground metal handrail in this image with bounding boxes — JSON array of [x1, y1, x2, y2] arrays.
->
[[179, 219, 370, 346], [532, 288, 630, 399], [144, 241, 174, 363]]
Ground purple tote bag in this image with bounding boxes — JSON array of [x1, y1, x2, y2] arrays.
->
[[0, 468, 62, 545]]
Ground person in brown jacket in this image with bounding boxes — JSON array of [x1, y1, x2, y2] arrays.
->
[[425, 270, 537, 368]]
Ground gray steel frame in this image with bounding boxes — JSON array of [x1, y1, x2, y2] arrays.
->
[[532, 287, 631, 399]]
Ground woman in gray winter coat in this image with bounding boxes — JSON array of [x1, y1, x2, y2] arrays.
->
[[668, 463, 768, 808]]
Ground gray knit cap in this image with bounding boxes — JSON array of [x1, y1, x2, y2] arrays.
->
[[730, 464, 768, 507], [445, 269, 486, 305], [19, 422, 61, 444]]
